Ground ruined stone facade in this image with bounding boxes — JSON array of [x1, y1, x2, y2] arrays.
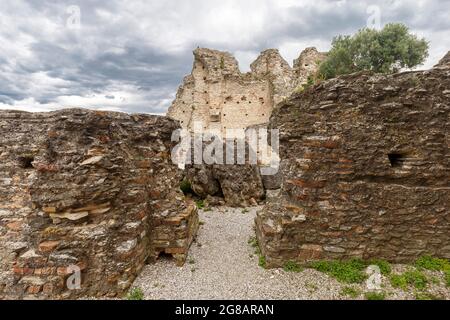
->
[[0, 109, 198, 299], [256, 55, 450, 267], [167, 47, 326, 133]]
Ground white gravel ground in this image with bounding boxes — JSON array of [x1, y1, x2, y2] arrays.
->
[[132, 206, 450, 300]]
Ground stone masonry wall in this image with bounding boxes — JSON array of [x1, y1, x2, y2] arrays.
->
[[256, 54, 450, 267], [0, 109, 198, 299], [167, 47, 326, 133]]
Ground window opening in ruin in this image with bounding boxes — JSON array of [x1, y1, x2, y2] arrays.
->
[[18, 156, 34, 169], [210, 114, 220, 122], [388, 153, 405, 167]]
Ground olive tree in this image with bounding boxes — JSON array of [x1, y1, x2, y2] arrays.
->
[[319, 23, 429, 79]]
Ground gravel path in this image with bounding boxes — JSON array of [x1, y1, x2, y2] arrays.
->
[[134, 206, 343, 300], [133, 207, 449, 300]]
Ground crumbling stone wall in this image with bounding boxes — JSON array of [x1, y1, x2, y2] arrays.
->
[[256, 54, 450, 267], [167, 47, 326, 133], [0, 109, 198, 299]]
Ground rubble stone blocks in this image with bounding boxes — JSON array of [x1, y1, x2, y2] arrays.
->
[[256, 52, 450, 267], [0, 109, 198, 299], [186, 164, 266, 207]]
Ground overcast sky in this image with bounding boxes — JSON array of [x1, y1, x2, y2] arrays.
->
[[1, 0, 449, 114]]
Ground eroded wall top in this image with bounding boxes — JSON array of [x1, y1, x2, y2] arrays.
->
[[167, 47, 327, 132]]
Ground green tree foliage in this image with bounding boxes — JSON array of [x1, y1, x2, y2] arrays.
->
[[319, 23, 429, 79]]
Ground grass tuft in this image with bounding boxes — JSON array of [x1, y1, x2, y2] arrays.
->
[[340, 286, 361, 298], [310, 259, 367, 284], [248, 236, 266, 269], [415, 255, 450, 272], [364, 291, 386, 300], [195, 199, 205, 209], [283, 261, 303, 273], [368, 259, 392, 275], [126, 287, 144, 300], [390, 269, 428, 290], [415, 291, 442, 300], [258, 255, 266, 269]]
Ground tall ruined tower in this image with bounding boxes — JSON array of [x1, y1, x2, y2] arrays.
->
[[167, 47, 326, 133]]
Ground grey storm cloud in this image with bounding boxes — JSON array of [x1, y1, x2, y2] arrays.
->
[[0, 0, 449, 114]]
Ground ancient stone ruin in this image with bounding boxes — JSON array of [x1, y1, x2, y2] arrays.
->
[[0, 110, 198, 299], [167, 47, 326, 133], [0, 49, 449, 300], [167, 47, 326, 207], [256, 53, 450, 267]]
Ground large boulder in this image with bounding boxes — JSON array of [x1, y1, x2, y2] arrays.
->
[[186, 164, 265, 207]]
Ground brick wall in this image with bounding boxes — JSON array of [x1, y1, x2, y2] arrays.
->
[[256, 63, 450, 266], [0, 109, 198, 299]]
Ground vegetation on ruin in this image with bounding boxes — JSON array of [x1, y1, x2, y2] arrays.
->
[[414, 292, 443, 300], [195, 199, 205, 209], [390, 269, 428, 290], [340, 286, 361, 298], [126, 287, 144, 300], [415, 255, 450, 272], [248, 236, 266, 269], [310, 259, 392, 284], [385, 256, 450, 298], [310, 259, 368, 284], [295, 74, 324, 93], [318, 23, 429, 79], [364, 291, 386, 300], [283, 261, 304, 273], [258, 255, 267, 268], [180, 179, 193, 194], [415, 255, 450, 287], [368, 259, 392, 275]]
